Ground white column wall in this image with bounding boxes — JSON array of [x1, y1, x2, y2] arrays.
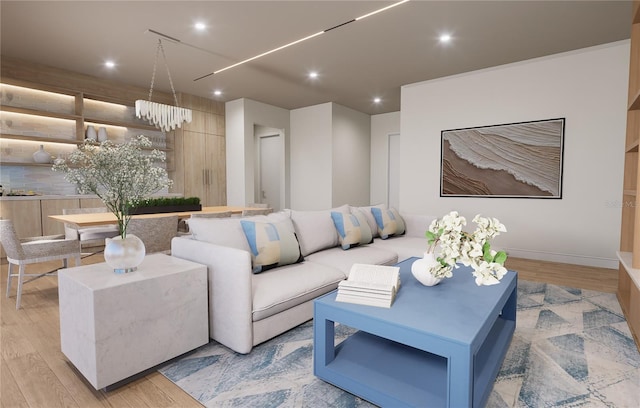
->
[[332, 104, 371, 207], [290, 103, 333, 209], [225, 98, 290, 207]]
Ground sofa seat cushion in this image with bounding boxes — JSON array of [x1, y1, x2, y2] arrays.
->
[[370, 236, 428, 262], [305, 246, 398, 276], [252, 262, 346, 321]]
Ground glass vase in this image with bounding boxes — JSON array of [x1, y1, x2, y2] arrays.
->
[[104, 234, 146, 274]]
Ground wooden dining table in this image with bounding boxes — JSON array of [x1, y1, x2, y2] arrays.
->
[[49, 206, 256, 228]]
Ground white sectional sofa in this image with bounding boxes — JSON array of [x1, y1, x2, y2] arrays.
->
[[171, 204, 435, 354]]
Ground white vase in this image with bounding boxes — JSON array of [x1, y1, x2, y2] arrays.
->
[[32, 145, 52, 163], [86, 126, 97, 141], [411, 252, 443, 286], [104, 234, 146, 274], [97, 126, 108, 142]]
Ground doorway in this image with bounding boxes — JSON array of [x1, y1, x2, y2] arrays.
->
[[254, 125, 283, 210]]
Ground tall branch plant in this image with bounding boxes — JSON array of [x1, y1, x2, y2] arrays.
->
[[53, 135, 173, 238]]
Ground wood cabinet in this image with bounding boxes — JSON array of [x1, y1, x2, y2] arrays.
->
[[0, 199, 42, 238], [618, 0, 640, 351], [0, 199, 43, 257], [40, 198, 79, 236], [181, 132, 226, 206], [174, 94, 226, 206]]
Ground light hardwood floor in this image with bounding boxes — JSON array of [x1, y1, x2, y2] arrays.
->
[[0, 254, 619, 408]]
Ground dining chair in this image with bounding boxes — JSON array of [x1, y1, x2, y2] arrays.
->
[[126, 215, 179, 254], [62, 207, 119, 251], [246, 203, 269, 208], [0, 219, 81, 309], [190, 211, 233, 219], [242, 208, 274, 216]]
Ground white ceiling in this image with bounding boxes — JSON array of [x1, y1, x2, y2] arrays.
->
[[0, 1, 632, 115]]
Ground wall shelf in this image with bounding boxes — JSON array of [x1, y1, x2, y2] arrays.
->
[[84, 116, 159, 131], [1, 133, 80, 145], [619, 0, 640, 353], [1, 161, 56, 167], [1, 105, 81, 121]]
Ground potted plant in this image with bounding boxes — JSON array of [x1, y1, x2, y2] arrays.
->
[[53, 135, 172, 272], [129, 196, 201, 215], [412, 211, 508, 286]]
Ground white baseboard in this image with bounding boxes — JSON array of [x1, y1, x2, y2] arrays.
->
[[505, 247, 619, 270]]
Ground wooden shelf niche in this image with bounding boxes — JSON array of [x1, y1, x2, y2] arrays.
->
[[618, 0, 640, 352]]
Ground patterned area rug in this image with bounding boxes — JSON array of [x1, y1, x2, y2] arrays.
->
[[159, 281, 640, 407]]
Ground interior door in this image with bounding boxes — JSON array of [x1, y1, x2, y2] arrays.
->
[[259, 134, 281, 210]]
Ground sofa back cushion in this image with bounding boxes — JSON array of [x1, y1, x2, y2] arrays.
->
[[188, 211, 291, 252], [331, 211, 373, 250], [290, 205, 349, 256], [371, 207, 406, 239], [240, 219, 303, 274]]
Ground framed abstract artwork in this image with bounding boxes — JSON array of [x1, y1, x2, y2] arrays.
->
[[440, 118, 565, 198]]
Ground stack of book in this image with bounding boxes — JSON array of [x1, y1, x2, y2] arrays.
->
[[335, 263, 401, 308]]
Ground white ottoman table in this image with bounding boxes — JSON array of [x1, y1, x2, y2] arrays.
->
[[58, 253, 209, 390]]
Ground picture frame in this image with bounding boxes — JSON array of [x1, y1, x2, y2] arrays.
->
[[440, 118, 565, 198]]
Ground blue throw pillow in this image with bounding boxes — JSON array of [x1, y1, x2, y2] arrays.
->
[[331, 211, 373, 250], [240, 219, 304, 273], [370, 207, 406, 240]]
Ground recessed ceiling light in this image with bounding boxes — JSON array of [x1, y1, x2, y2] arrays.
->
[[309, 71, 319, 79], [439, 33, 452, 44], [195, 22, 206, 31], [105, 60, 115, 68], [213, 90, 222, 96], [373, 97, 382, 104]]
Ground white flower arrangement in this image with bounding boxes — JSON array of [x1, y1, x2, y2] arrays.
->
[[426, 211, 508, 286], [53, 135, 173, 238]]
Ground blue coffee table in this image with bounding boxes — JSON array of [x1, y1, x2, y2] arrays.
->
[[313, 257, 517, 408]]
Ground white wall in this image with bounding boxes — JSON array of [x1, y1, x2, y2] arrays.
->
[[225, 98, 290, 207], [290, 103, 333, 209], [332, 104, 371, 207], [399, 41, 629, 268], [371, 111, 401, 205], [290, 102, 371, 209]]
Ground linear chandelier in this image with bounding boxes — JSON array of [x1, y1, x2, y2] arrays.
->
[[193, 0, 410, 81], [135, 39, 192, 132]]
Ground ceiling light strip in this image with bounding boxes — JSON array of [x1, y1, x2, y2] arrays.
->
[[355, 0, 410, 21], [214, 31, 324, 74], [197, 0, 410, 80]]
